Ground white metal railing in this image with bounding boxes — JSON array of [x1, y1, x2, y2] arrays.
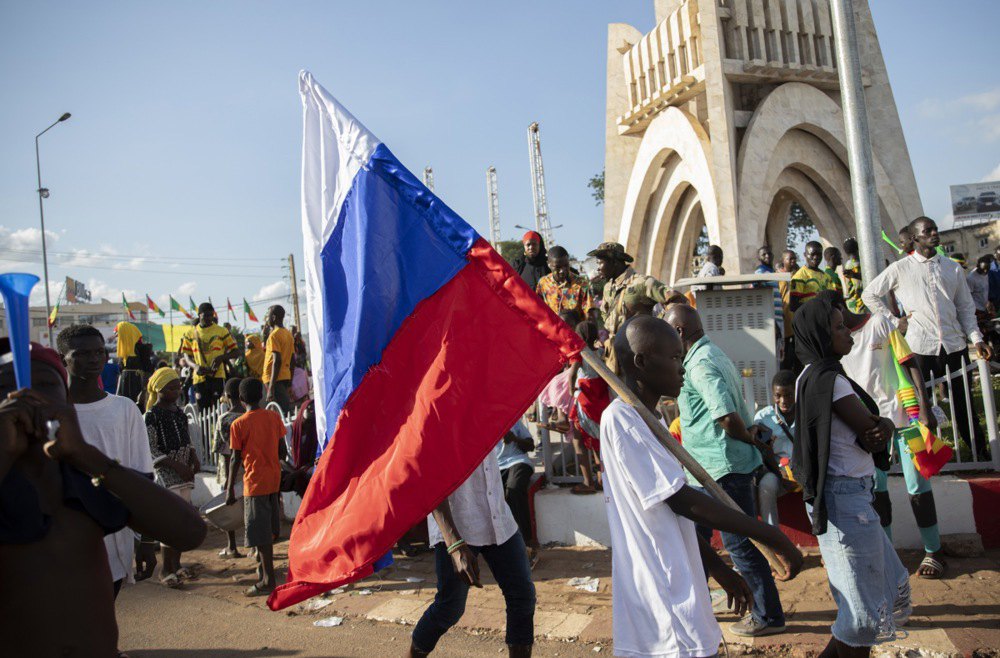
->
[[183, 401, 296, 472], [537, 401, 584, 485], [914, 356, 1000, 473]]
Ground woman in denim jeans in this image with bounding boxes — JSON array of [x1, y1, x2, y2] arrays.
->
[[792, 295, 911, 658]]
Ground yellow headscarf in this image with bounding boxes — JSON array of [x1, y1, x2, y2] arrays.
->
[[116, 321, 142, 360], [245, 334, 265, 380], [146, 367, 181, 411]]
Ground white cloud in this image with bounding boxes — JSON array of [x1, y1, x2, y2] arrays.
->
[[978, 114, 1000, 143], [982, 163, 1000, 183], [0, 226, 60, 270], [253, 280, 289, 301], [961, 89, 1000, 112], [57, 245, 147, 271], [27, 279, 64, 308], [918, 88, 1000, 143], [177, 281, 198, 297], [918, 88, 1000, 118], [85, 279, 139, 304]]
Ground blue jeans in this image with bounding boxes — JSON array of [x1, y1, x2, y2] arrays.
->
[[412, 532, 536, 652], [811, 476, 911, 647], [695, 471, 785, 627]]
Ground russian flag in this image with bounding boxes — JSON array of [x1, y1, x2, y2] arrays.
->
[[267, 73, 584, 610]]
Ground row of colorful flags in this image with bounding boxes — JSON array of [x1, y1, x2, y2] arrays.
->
[[49, 292, 261, 327]]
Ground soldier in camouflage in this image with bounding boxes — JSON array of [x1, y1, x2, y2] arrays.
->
[[587, 242, 687, 372]]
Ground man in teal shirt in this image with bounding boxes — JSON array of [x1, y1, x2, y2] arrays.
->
[[664, 305, 787, 638]]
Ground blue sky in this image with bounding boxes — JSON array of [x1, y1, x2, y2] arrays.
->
[[1, 1, 998, 318]]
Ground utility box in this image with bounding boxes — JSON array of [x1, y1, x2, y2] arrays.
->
[[673, 274, 787, 411]]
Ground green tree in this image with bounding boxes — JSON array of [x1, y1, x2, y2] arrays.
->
[[588, 169, 605, 205], [694, 224, 709, 256], [496, 240, 523, 265], [787, 202, 819, 252]]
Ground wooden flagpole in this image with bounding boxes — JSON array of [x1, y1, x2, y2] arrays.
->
[[579, 348, 790, 579]]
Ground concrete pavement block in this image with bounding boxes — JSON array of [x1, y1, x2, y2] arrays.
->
[[365, 598, 429, 625], [548, 612, 594, 639], [533, 610, 570, 637]]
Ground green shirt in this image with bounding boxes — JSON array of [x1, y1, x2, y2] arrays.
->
[[677, 336, 761, 481]]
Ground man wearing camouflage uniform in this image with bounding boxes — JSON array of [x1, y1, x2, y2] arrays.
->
[[587, 242, 687, 373]]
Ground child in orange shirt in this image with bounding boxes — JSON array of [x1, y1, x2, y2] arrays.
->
[[225, 378, 290, 596]]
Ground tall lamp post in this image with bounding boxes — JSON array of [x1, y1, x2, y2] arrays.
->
[[35, 112, 71, 344]]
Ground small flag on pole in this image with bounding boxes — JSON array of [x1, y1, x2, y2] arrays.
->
[[170, 295, 193, 320], [189, 296, 197, 313], [901, 423, 954, 479], [146, 294, 165, 318], [227, 298, 236, 315], [48, 299, 60, 328], [121, 293, 136, 321], [243, 298, 259, 323]]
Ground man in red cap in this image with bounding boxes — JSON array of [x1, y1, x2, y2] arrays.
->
[[511, 231, 550, 292]]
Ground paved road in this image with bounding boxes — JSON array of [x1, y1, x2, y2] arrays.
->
[[117, 582, 603, 658]]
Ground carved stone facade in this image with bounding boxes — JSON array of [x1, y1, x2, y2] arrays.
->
[[604, 0, 922, 282]]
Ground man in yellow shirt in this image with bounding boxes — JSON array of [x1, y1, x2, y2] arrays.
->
[[179, 303, 240, 410], [790, 241, 837, 313], [264, 305, 295, 414]]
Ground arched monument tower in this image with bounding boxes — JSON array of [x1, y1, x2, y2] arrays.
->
[[603, 0, 922, 282]]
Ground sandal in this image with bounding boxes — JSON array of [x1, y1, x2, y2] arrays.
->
[[918, 554, 946, 579], [218, 548, 243, 559], [571, 484, 597, 495], [175, 567, 195, 580], [245, 583, 274, 597], [160, 573, 181, 589]]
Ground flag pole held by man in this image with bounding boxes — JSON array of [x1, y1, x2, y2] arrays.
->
[[267, 72, 585, 610]]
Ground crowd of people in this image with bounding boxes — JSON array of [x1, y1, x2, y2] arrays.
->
[[0, 299, 314, 657], [420, 220, 991, 658], [0, 216, 994, 658]]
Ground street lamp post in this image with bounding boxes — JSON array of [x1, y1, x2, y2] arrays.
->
[[35, 112, 71, 345]]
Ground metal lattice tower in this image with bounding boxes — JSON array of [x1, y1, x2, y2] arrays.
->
[[527, 122, 555, 246], [422, 166, 434, 192], [486, 166, 502, 248]]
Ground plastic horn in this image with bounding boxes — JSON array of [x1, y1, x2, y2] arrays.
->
[[0, 273, 40, 389]]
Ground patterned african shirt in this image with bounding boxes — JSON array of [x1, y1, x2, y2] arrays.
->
[[536, 273, 594, 318]]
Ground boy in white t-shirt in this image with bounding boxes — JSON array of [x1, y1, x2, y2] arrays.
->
[[59, 324, 155, 596], [601, 316, 802, 658]]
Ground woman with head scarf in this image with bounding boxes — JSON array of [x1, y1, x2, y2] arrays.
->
[[144, 367, 200, 588], [792, 294, 911, 656], [511, 230, 550, 291], [244, 334, 265, 380]]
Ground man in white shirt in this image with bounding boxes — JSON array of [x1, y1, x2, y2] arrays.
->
[[58, 326, 155, 598], [693, 245, 724, 291], [409, 446, 535, 657], [600, 316, 802, 658], [863, 216, 992, 456]]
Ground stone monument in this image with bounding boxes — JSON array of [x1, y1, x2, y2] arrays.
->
[[603, 0, 922, 281]]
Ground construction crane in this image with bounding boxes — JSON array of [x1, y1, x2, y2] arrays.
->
[[486, 166, 502, 248], [422, 166, 434, 192], [527, 122, 555, 247]]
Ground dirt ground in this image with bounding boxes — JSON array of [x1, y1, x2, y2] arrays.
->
[[116, 525, 1000, 657]]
